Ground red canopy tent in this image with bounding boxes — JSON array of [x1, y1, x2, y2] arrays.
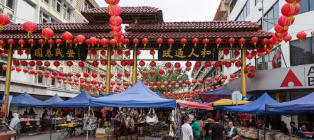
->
[[177, 100, 213, 110]]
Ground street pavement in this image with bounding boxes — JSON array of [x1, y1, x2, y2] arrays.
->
[[18, 130, 102, 140]]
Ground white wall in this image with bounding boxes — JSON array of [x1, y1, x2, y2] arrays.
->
[[15, 0, 36, 24]]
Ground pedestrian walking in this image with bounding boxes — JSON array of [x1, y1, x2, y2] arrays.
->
[[224, 121, 239, 140], [192, 115, 201, 140], [209, 117, 225, 140], [182, 115, 193, 140]]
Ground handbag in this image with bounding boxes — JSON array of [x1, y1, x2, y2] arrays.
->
[[146, 108, 158, 125]]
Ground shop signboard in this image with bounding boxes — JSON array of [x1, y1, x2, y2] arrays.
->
[[251, 64, 314, 90], [158, 45, 218, 61], [31, 45, 86, 60]]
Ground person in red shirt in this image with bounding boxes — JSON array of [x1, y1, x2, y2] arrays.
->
[[257, 118, 263, 129]]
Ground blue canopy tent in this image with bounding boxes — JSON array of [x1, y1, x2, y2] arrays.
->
[[156, 91, 166, 99], [101, 92, 115, 97], [266, 92, 314, 111], [224, 93, 298, 115], [45, 94, 64, 103], [200, 88, 253, 103], [90, 81, 177, 108], [52, 91, 92, 107], [8, 92, 52, 107]]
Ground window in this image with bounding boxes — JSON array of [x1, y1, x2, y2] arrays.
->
[[66, 10, 70, 20], [235, 0, 250, 21], [290, 37, 313, 66], [297, 0, 314, 14], [229, 0, 238, 14], [44, 0, 49, 4], [263, 1, 279, 31], [84, 3, 87, 11], [255, 0, 259, 6], [56, 0, 61, 13], [38, 67, 44, 84], [39, 13, 49, 23], [7, 0, 14, 9]]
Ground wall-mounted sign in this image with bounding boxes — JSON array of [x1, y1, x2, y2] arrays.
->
[[31, 45, 86, 60], [158, 45, 218, 61]]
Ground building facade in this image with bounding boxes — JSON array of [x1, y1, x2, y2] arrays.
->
[[0, 0, 134, 99], [219, 0, 314, 130]]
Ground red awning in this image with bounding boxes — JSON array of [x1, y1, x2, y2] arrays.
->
[[178, 100, 213, 110]]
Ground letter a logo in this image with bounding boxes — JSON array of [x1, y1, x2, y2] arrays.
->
[[280, 69, 303, 87]]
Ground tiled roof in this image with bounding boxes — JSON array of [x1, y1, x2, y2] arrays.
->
[[82, 6, 161, 14], [123, 30, 272, 39], [1, 23, 111, 33], [81, 6, 164, 23], [0, 32, 112, 39], [126, 21, 261, 31]]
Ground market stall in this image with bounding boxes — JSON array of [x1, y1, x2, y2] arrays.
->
[[52, 91, 92, 108], [6, 92, 52, 133], [45, 94, 64, 104], [225, 93, 302, 140], [89, 81, 178, 140]]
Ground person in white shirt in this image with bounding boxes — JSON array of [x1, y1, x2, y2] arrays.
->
[[189, 112, 194, 124], [66, 113, 72, 123], [182, 115, 193, 140]]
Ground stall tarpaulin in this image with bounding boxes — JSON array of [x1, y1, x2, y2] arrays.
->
[[177, 100, 213, 110], [200, 88, 253, 103], [45, 94, 64, 103], [156, 91, 166, 99], [225, 93, 299, 115], [89, 81, 177, 108], [213, 99, 251, 106], [266, 92, 314, 111], [193, 98, 203, 104], [8, 92, 52, 107], [52, 91, 92, 107]]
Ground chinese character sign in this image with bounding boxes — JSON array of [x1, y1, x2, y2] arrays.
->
[[158, 45, 218, 61], [31, 45, 86, 60]]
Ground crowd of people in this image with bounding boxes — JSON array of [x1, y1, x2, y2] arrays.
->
[[181, 111, 314, 140]]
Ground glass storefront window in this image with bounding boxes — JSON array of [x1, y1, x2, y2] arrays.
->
[[290, 38, 312, 66]]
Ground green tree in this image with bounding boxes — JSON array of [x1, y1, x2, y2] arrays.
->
[[138, 62, 189, 93]]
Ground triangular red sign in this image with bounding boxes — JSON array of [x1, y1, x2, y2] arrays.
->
[[280, 69, 303, 87]]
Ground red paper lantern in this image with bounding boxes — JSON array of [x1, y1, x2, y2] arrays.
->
[[125, 72, 130, 77], [111, 61, 116, 66], [238, 38, 246, 48], [180, 38, 187, 47], [142, 71, 148, 76], [42, 28, 54, 40], [195, 61, 202, 70], [278, 15, 294, 30], [168, 68, 173, 74], [284, 34, 292, 43], [2, 65, 6, 70], [281, 3, 300, 20], [0, 13, 10, 29], [75, 35, 85, 45], [250, 37, 258, 47], [165, 62, 172, 69], [225, 62, 231, 69], [7, 39, 15, 47], [142, 38, 149, 48], [274, 24, 288, 37], [168, 38, 174, 47], [163, 81, 168, 86], [66, 61, 73, 67], [132, 38, 139, 47], [228, 38, 235, 47], [107, 4, 121, 16], [296, 31, 307, 42], [117, 73, 123, 78], [204, 61, 211, 68], [234, 51, 240, 57], [23, 68, 29, 74], [17, 39, 26, 48], [202, 38, 210, 46], [247, 72, 255, 79], [0, 40, 6, 48], [156, 38, 163, 48], [150, 70, 155, 75], [192, 38, 199, 46], [215, 38, 222, 48], [62, 32, 73, 44], [192, 79, 197, 83], [149, 61, 156, 67]]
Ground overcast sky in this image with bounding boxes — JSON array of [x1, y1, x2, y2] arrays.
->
[[95, 0, 221, 75]]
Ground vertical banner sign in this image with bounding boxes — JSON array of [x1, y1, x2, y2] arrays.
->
[[0, 95, 6, 117], [158, 45, 219, 61], [31, 45, 86, 60]]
